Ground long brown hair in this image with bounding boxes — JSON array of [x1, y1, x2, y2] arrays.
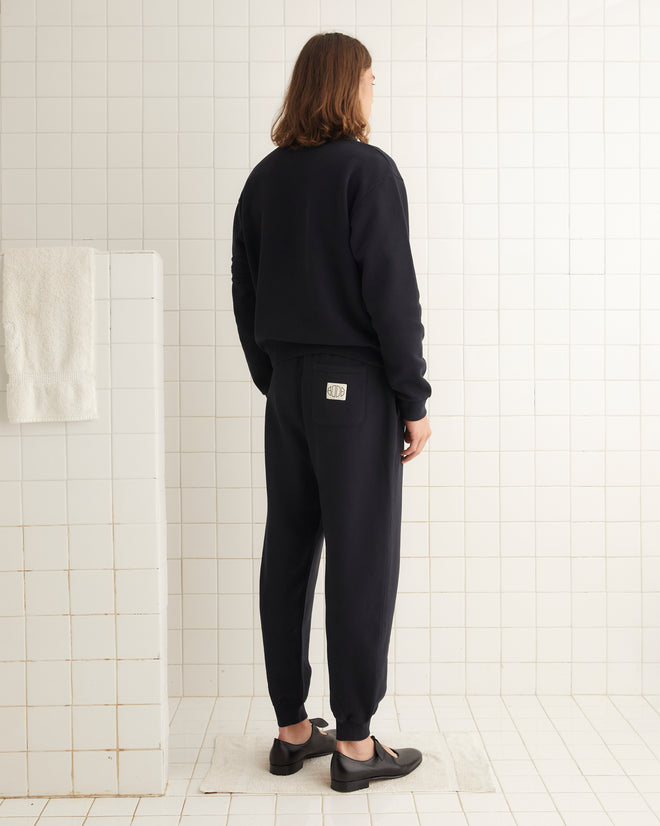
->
[[270, 32, 372, 149]]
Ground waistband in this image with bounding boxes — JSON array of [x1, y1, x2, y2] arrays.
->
[[260, 339, 386, 369]]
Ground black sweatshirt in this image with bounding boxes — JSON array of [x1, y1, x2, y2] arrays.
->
[[231, 136, 431, 421]]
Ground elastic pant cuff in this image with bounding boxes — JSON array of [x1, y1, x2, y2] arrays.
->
[[275, 705, 308, 728], [335, 720, 371, 741]]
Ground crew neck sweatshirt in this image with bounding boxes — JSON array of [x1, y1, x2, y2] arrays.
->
[[231, 136, 431, 422]]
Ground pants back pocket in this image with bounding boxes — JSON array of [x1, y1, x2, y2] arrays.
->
[[311, 358, 367, 426]]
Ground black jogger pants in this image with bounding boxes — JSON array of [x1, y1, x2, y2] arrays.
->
[[259, 349, 405, 742]]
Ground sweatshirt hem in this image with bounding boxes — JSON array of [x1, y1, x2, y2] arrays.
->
[[260, 338, 386, 369]]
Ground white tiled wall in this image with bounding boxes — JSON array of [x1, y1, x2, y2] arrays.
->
[[0, 251, 168, 797], [0, 0, 658, 789]]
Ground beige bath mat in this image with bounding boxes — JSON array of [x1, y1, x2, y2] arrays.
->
[[199, 730, 497, 794]]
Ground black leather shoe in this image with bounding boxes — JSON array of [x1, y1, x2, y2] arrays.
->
[[330, 734, 423, 792], [269, 717, 337, 775]]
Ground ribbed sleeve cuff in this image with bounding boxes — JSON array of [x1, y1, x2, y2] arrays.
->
[[397, 399, 427, 422]]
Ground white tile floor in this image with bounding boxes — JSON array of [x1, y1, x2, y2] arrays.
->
[[1, 695, 659, 825]]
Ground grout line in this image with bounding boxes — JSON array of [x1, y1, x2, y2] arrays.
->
[[504, 696, 577, 826], [465, 696, 521, 824], [141, 7, 145, 254], [567, 0, 573, 695], [176, 0, 183, 703], [616, 694, 660, 762], [533, 0, 539, 697], [637, 0, 644, 697], [423, 0, 431, 720], [68, 1, 72, 243], [542, 694, 651, 824], [602, 0, 608, 697], [109, 1, 118, 797], [605, 695, 660, 820], [497, 0, 502, 699], [109, 252, 118, 796], [33, 0, 37, 244], [422, 0, 435, 728], [212, 0, 221, 714], [20, 0, 33, 801], [460, 0, 467, 703], [177, 697, 217, 824], [68, 0, 75, 796]]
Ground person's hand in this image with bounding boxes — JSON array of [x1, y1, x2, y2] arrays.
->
[[401, 415, 431, 463]]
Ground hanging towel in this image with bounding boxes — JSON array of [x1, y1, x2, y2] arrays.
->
[[2, 246, 98, 423]]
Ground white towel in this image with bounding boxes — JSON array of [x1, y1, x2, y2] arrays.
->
[[2, 246, 98, 423]]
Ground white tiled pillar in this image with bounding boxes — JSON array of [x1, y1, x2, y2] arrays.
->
[[0, 250, 168, 797]]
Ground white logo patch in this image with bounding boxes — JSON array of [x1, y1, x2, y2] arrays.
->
[[326, 381, 347, 401]]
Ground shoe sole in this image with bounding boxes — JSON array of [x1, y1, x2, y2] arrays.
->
[[270, 758, 304, 775], [330, 755, 423, 792], [270, 749, 335, 775]]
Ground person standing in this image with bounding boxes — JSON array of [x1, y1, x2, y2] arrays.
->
[[231, 32, 431, 792]]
